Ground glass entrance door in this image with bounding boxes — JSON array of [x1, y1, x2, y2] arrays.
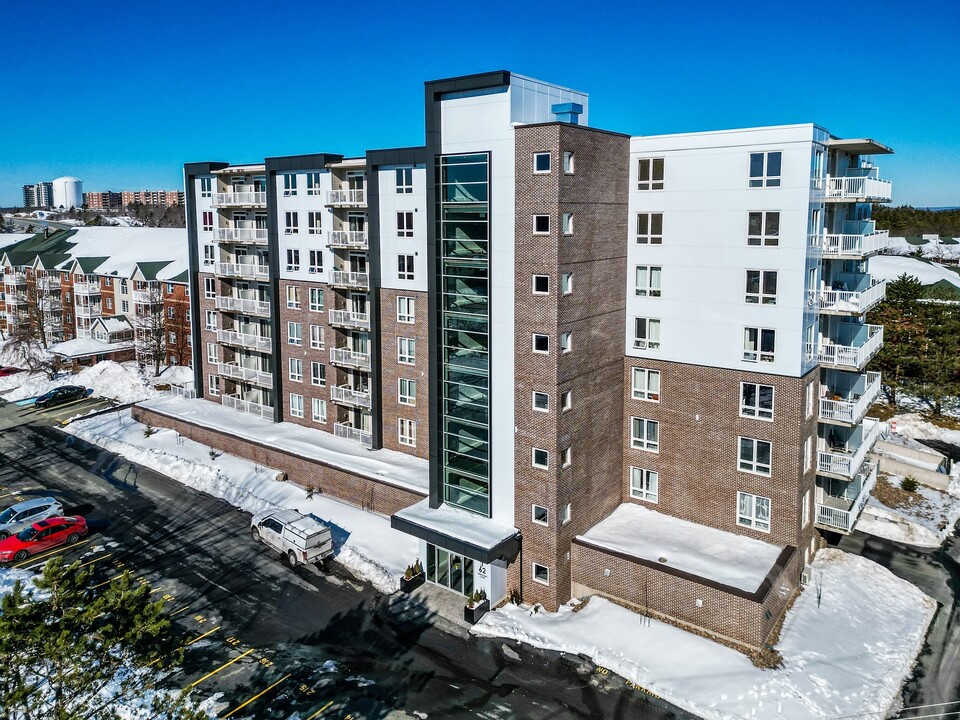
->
[[426, 543, 474, 597]]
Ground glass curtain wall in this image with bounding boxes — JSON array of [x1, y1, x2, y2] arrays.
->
[[438, 153, 491, 515]]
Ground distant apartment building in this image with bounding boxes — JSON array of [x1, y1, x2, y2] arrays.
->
[[84, 191, 123, 210], [22, 182, 54, 208], [121, 190, 184, 208], [137, 71, 893, 651]]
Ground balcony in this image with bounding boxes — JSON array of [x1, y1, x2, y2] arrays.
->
[[38, 298, 63, 311], [222, 394, 273, 419], [825, 175, 892, 203], [334, 422, 372, 447], [818, 417, 882, 479], [330, 385, 371, 409], [217, 328, 273, 352], [212, 191, 267, 208], [217, 362, 273, 387], [4, 274, 26, 287], [215, 295, 271, 317], [817, 278, 886, 316], [329, 347, 371, 371], [73, 281, 100, 296], [214, 262, 270, 280], [820, 371, 882, 426], [822, 229, 891, 259], [329, 270, 369, 290], [215, 227, 269, 245], [133, 289, 161, 305], [328, 309, 370, 330], [6, 295, 27, 306], [37, 277, 61, 291], [327, 230, 369, 250], [813, 324, 883, 371], [325, 189, 366, 207], [75, 305, 101, 318], [816, 462, 878, 533]]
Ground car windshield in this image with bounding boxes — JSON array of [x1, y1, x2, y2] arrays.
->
[[17, 526, 38, 541], [0, 508, 15, 524]]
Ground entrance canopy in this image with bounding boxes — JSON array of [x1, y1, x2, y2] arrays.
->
[[391, 499, 520, 564]]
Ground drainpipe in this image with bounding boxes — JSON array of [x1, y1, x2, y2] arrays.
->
[[517, 532, 523, 603]]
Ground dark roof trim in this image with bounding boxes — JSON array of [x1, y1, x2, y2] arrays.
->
[[265, 153, 345, 172], [390, 513, 521, 564], [425, 70, 510, 99], [366, 146, 428, 167], [183, 162, 230, 175]]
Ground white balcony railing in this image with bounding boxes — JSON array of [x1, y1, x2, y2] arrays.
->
[[818, 417, 882, 478], [329, 347, 371, 371], [825, 176, 892, 202], [330, 385, 372, 409], [215, 228, 269, 244], [75, 305, 102, 318], [818, 279, 887, 315], [327, 230, 369, 249], [217, 362, 273, 387], [329, 270, 369, 290], [334, 422, 372, 447], [214, 262, 270, 280], [222, 394, 273, 419], [4, 274, 26, 287], [813, 325, 883, 370], [133, 289, 161, 305], [328, 309, 370, 330], [821, 230, 891, 258], [37, 277, 61, 290], [5, 295, 27, 306], [325, 189, 366, 206], [816, 462, 879, 533], [819, 372, 882, 425], [213, 191, 267, 207], [216, 328, 272, 352], [73, 281, 100, 295], [214, 295, 271, 316]]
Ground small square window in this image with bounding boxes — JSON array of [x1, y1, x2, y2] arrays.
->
[[561, 446, 572, 468], [532, 392, 549, 412], [533, 153, 551, 173], [562, 151, 575, 174], [532, 563, 550, 585], [560, 331, 572, 354], [560, 502, 571, 524], [532, 334, 549, 354], [533, 215, 550, 234], [532, 505, 549, 526], [561, 390, 572, 412], [561, 273, 573, 295], [532, 275, 549, 295], [532, 448, 549, 469], [562, 213, 573, 235]]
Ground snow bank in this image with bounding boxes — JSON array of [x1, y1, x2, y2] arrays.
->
[[871, 255, 960, 289], [3, 361, 169, 404], [473, 549, 935, 720], [64, 410, 417, 593]]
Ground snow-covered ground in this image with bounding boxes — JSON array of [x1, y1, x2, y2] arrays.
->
[[64, 409, 417, 593], [885, 235, 960, 262], [871, 254, 960, 290], [473, 549, 936, 720]]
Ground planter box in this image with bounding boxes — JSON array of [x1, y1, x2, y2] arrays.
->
[[463, 598, 490, 624], [399, 573, 425, 593]]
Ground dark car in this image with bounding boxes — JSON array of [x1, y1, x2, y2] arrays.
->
[[34, 385, 89, 409], [0, 366, 25, 377]]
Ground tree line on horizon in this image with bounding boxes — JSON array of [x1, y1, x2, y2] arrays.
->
[[873, 205, 960, 239]]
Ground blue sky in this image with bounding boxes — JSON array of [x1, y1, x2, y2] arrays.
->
[[2, 0, 957, 207]]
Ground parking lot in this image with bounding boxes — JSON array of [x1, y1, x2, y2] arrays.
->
[[0, 398, 688, 720]]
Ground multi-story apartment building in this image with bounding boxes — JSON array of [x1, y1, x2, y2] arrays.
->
[[22, 182, 54, 209], [121, 190, 184, 208], [172, 70, 892, 651], [83, 191, 123, 210], [0, 227, 191, 368]]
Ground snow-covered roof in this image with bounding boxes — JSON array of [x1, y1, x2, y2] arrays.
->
[[871, 254, 960, 289], [93, 315, 133, 334], [48, 336, 135, 359], [577, 504, 784, 593], [392, 499, 519, 557]]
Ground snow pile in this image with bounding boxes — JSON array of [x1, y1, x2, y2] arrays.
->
[[3, 361, 162, 404], [885, 236, 960, 262], [64, 410, 417, 593], [871, 255, 960, 290], [473, 549, 935, 720], [889, 412, 960, 448]]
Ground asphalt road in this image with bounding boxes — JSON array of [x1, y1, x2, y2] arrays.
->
[[0, 400, 692, 720]]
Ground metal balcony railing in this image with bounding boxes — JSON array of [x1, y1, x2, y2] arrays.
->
[[329, 347, 372, 371], [812, 325, 883, 371], [217, 362, 273, 387], [825, 176, 892, 202], [821, 230, 890, 258], [214, 262, 270, 280], [327, 230, 369, 249], [325, 189, 366, 206], [329, 270, 369, 290], [222, 394, 273, 419], [328, 309, 370, 330], [216, 329, 273, 352], [818, 279, 887, 315], [818, 418, 882, 478], [213, 191, 267, 207], [215, 228, 269, 244], [819, 372, 881, 425], [215, 295, 271, 316], [334, 422, 372, 446], [330, 385, 371, 409], [815, 463, 878, 533]]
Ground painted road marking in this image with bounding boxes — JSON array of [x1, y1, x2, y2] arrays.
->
[[91, 576, 119, 590], [305, 701, 334, 719], [169, 605, 191, 617], [76, 553, 113, 569], [221, 674, 291, 719], [0, 488, 36, 499], [187, 648, 254, 688], [184, 626, 221, 646], [15, 537, 95, 568]]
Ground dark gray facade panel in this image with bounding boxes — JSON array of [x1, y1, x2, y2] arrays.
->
[[264, 153, 344, 173], [390, 515, 519, 564], [365, 152, 383, 450], [265, 166, 283, 422]]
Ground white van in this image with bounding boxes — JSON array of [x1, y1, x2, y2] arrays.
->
[[250, 508, 334, 568]]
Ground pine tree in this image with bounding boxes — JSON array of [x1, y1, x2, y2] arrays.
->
[[0, 557, 207, 720], [867, 273, 926, 404], [917, 288, 960, 416]]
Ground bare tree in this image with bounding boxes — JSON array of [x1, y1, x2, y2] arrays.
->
[[133, 283, 166, 376], [166, 298, 192, 368]]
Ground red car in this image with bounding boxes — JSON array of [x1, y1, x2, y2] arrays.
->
[[0, 516, 87, 563], [0, 366, 25, 377]]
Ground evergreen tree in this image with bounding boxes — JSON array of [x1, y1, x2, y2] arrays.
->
[[867, 273, 926, 403], [917, 288, 960, 416]]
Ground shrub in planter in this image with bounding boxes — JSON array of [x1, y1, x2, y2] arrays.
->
[[463, 589, 489, 624], [901, 476, 919, 492], [399, 560, 425, 593]]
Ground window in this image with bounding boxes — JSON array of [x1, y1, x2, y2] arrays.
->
[[532, 448, 549, 469], [312, 398, 327, 423], [633, 317, 661, 350], [396, 167, 413, 193], [398, 418, 417, 447], [533, 215, 550, 234], [287, 321, 302, 346], [631, 368, 661, 402], [532, 563, 550, 585], [631, 417, 660, 452], [306, 172, 321, 195], [532, 392, 549, 412], [398, 254, 414, 280], [747, 212, 780, 246], [309, 324, 323, 349], [289, 393, 304, 418], [121, 300, 129, 313], [560, 390, 572, 412], [206, 343, 217, 363], [561, 272, 573, 295], [289, 357, 303, 382], [561, 502, 571, 524], [286, 284, 300, 308], [103, 277, 112, 287], [200, 177, 212, 198], [283, 174, 298, 196], [532, 334, 549, 354], [399, 378, 417, 406], [802, 488, 812, 527], [561, 446, 572, 468], [562, 151, 575, 174], [745, 270, 777, 305], [743, 327, 775, 363], [106, 298, 114, 310], [311, 361, 326, 386], [398, 337, 416, 364], [205, 310, 217, 330], [738, 437, 772, 475], [120, 279, 128, 293], [532, 505, 549, 525], [283, 212, 298, 235], [562, 213, 573, 235], [630, 467, 659, 503], [204, 277, 216, 298], [749, 151, 781, 188], [805, 435, 814, 473], [397, 296, 415, 323], [397, 211, 414, 238], [309, 288, 324, 312], [635, 266, 662, 297], [532, 275, 549, 294], [560, 331, 572, 354], [203, 245, 215, 266], [636, 213, 663, 244], [805, 381, 815, 419], [208, 375, 220, 396], [286, 248, 300, 271], [166, 283, 174, 294], [533, 152, 551, 173], [737, 491, 771, 532], [307, 211, 322, 235], [168, 306, 176, 319], [202, 211, 213, 232], [308, 250, 323, 273], [741, 382, 774, 420], [637, 158, 664, 190]]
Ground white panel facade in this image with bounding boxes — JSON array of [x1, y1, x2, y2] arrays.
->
[[192, 174, 216, 277], [377, 165, 428, 292], [275, 170, 332, 283]]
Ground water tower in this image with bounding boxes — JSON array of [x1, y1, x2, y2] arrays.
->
[[52, 176, 83, 210]]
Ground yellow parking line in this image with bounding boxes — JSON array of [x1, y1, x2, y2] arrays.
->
[[169, 605, 191, 617], [0, 489, 35, 499], [184, 625, 221, 646], [187, 648, 254, 688], [91, 576, 119, 589], [222, 674, 291, 718], [305, 701, 334, 720], [76, 553, 113, 569], [13, 537, 94, 567]]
